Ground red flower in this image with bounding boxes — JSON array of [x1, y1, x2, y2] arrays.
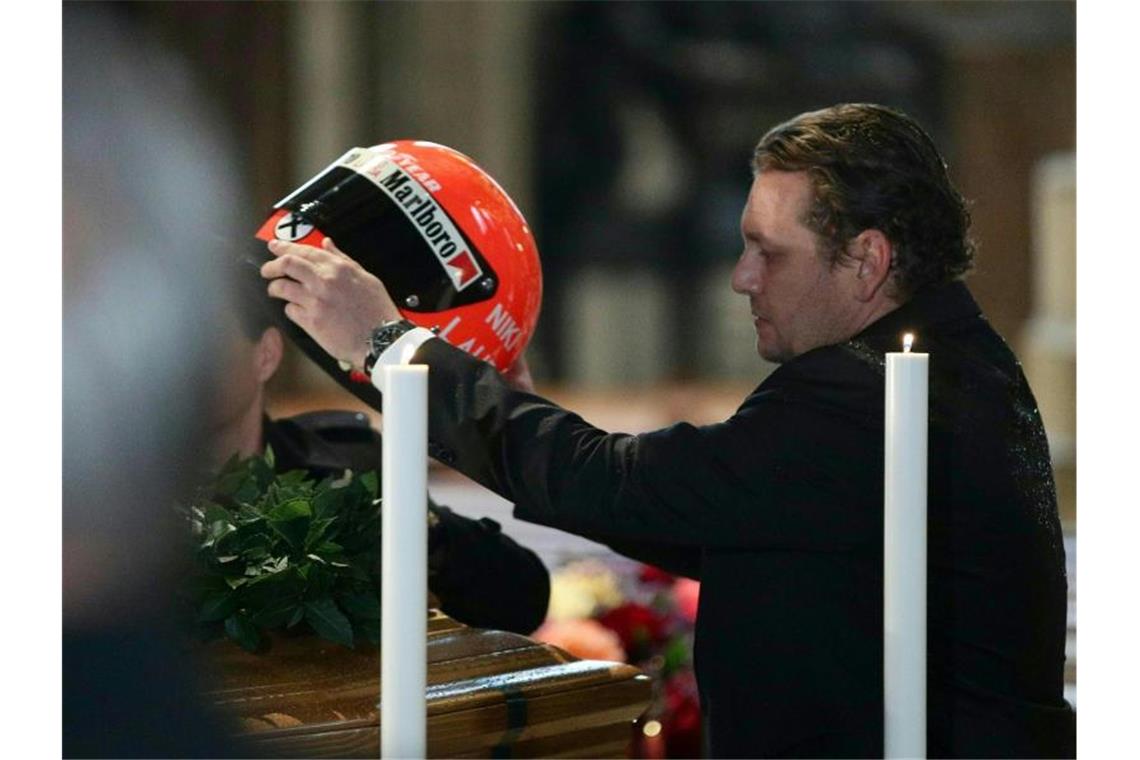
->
[[662, 673, 703, 758], [672, 578, 700, 623], [596, 602, 669, 657], [638, 563, 676, 585]]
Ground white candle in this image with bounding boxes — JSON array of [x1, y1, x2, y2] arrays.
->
[[380, 364, 429, 759], [884, 333, 928, 759]]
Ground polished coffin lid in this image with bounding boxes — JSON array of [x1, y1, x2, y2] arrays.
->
[[202, 610, 652, 758]]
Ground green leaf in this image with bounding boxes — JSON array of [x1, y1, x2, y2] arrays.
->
[[277, 469, 311, 488], [236, 505, 266, 525], [263, 444, 276, 470], [225, 612, 262, 652], [189, 574, 229, 596], [263, 556, 290, 574], [304, 598, 354, 648], [360, 471, 379, 499], [213, 528, 244, 557], [243, 571, 303, 613], [339, 591, 382, 620], [313, 540, 344, 556], [243, 545, 270, 562], [251, 595, 303, 629], [312, 489, 343, 521], [214, 458, 250, 498], [304, 516, 337, 551], [198, 590, 239, 623], [267, 503, 311, 549], [250, 455, 276, 492], [203, 503, 231, 526], [287, 605, 305, 628], [204, 518, 235, 545], [304, 562, 336, 595], [231, 479, 261, 506], [268, 498, 312, 522], [246, 561, 291, 584]]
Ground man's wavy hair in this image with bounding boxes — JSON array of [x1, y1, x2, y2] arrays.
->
[[752, 103, 975, 299]]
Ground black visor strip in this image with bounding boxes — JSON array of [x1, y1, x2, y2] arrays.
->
[[280, 165, 497, 312]]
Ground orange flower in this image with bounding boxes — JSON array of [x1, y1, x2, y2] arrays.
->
[[532, 618, 627, 662]]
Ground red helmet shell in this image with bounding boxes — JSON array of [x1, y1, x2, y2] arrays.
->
[[255, 140, 542, 375]]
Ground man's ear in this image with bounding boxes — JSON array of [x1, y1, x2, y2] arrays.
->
[[848, 229, 893, 302], [254, 326, 285, 384]]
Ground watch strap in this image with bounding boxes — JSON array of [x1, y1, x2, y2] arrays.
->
[[363, 319, 417, 375]]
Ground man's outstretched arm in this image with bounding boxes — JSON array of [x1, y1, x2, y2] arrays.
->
[[262, 238, 882, 551]]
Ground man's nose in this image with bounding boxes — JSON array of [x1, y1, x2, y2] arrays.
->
[[731, 254, 759, 295]]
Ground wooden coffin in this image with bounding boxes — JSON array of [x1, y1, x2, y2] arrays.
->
[[203, 610, 652, 758]]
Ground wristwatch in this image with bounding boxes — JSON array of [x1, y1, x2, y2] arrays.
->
[[363, 318, 417, 375]]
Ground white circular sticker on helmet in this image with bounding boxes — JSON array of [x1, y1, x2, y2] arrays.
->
[[274, 212, 314, 241]]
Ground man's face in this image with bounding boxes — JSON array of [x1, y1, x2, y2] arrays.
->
[[732, 170, 860, 363]]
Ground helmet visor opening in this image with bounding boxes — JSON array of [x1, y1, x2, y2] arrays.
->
[[273, 160, 498, 313]]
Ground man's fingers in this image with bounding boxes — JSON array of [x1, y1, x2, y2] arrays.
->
[[266, 276, 312, 306], [322, 237, 351, 260], [261, 250, 322, 285], [282, 301, 308, 327], [267, 238, 341, 265], [267, 239, 321, 259]]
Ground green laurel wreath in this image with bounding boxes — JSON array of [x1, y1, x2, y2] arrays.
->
[[184, 448, 383, 652]]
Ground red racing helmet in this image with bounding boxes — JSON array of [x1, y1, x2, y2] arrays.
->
[[253, 140, 542, 406]]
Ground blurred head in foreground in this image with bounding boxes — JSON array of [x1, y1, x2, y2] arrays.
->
[[64, 5, 242, 755]]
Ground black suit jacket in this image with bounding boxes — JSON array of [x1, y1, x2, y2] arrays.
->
[[412, 281, 1074, 758], [263, 411, 550, 635]]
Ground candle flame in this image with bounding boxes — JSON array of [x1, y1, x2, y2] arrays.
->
[[903, 333, 914, 353]]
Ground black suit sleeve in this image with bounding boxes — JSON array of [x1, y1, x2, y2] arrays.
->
[[418, 337, 883, 550], [599, 537, 702, 580], [427, 502, 550, 634]]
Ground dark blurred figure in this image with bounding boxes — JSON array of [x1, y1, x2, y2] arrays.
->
[[535, 2, 944, 380], [63, 5, 242, 756]]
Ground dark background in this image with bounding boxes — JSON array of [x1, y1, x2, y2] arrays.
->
[[119, 0, 1075, 384]]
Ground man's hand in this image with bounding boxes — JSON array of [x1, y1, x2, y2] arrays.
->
[[260, 238, 400, 368]]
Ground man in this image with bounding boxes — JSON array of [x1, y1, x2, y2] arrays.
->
[[210, 286, 550, 636], [261, 104, 1074, 757]]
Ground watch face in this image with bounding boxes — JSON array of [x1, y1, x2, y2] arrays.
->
[[369, 320, 413, 356]]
